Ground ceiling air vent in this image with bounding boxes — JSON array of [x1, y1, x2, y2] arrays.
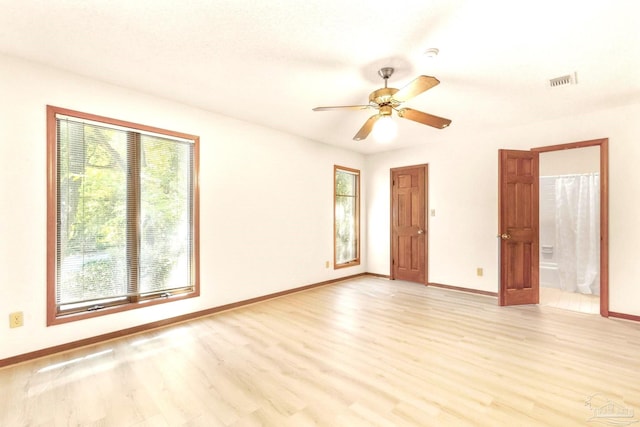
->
[[549, 72, 577, 88]]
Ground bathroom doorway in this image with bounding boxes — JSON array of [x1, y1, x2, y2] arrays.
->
[[537, 145, 602, 314]]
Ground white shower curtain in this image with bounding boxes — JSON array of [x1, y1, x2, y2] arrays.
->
[[555, 173, 600, 294]]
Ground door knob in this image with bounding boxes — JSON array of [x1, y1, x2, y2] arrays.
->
[[417, 229, 425, 235], [500, 233, 511, 240]]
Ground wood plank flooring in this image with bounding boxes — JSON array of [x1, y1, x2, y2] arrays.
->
[[2, 276, 640, 426]]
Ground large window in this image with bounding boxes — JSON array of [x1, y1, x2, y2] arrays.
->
[[334, 165, 360, 268], [47, 106, 199, 325]]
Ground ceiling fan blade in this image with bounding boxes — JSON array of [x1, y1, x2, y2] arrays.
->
[[397, 108, 451, 129], [392, 76, 440, 103], [354, 114, 380, 141], [312, 105, 372, 111]]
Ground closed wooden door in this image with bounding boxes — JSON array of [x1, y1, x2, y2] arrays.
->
[[498, 150, 539, 305], [391, 165, 427, 284]]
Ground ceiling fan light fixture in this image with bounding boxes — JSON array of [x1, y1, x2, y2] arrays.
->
[[373, 115, 397, 143]]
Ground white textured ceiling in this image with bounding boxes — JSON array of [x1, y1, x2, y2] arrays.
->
[[1, 0, 639, 154]]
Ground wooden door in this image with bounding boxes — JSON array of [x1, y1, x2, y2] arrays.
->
[[498, 150, 539, 305], [391, 165, 427, 283]]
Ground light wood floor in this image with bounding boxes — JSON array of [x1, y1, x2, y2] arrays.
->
[[2, 276, 640, 426]]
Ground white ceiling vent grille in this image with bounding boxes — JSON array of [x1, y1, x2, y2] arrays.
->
[[549, 72, 577, 87]]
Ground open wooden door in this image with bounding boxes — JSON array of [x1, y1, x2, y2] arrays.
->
[[499, 150, 539, 305], [391, 165, 427, 284]]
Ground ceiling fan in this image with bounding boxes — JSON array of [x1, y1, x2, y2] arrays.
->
[[313, 67, 451, 141]]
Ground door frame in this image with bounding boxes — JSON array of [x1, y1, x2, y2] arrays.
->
[[531, 138, 609, 316], [389, 164, 428, 284]]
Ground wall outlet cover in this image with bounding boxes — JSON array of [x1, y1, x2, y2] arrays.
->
[[9, 311, 24, 328]]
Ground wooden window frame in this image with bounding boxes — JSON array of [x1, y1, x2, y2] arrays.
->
[[334, 165, 361, 269], [46, 106, 200, 325]]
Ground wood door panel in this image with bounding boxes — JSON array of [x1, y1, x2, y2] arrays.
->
[[396, 235, 420, 271], [499, 150, 539, 305], [504, 241, 534, 289], [391, 165, 427, 283]]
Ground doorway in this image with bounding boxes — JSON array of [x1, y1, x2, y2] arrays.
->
[[390, 164, 428, 284], [538, 146, 600, 314], [498, 138, 609, 316]]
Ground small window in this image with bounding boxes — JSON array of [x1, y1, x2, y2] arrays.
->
[[47, 106, 199, 325], [334, 166, 360, 268]]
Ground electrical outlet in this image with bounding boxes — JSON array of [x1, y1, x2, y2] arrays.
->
[[325, 261, 330, 268], [9, 311, 24, 328], [477, 268, 483, 277]]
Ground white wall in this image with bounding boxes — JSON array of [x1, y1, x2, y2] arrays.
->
[[540, 146, 599, 176], [366, 102, 640, 316], [0, 54, 366, 360]]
